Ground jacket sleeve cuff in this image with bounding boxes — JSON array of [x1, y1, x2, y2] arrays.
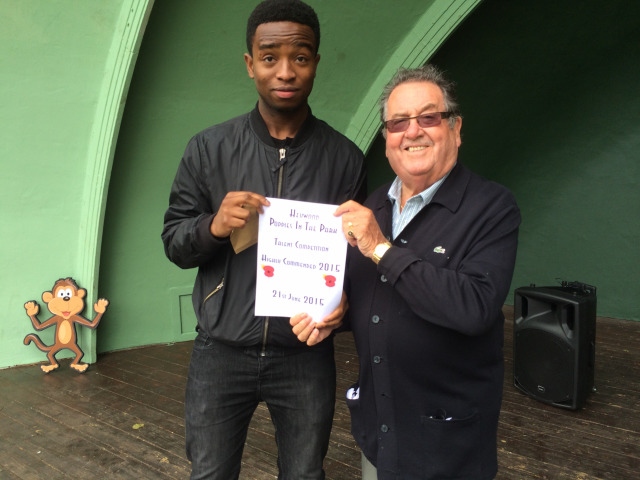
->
[[195, 213, 229, 250], [378, 245, 420, 285]]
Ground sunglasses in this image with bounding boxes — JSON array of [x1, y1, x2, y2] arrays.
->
[[384, 111, 455, 133]]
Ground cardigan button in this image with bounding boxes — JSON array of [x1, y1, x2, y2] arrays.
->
[[373, 355, 381, 364], [372, 315, 380, 324], [380, 275, 388, 283], [380, 424, 389, 433]]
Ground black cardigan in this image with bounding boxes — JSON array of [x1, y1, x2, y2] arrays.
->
[[345, 163, 520, 479]]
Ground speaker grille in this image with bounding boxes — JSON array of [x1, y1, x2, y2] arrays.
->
[[514, 329, 574, 403]]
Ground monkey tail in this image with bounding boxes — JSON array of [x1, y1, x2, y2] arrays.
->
[[24, 334, 51, 352]]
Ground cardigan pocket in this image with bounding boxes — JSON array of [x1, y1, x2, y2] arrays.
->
[[419, 408, 483, 477], [345, 383, 368, 448]]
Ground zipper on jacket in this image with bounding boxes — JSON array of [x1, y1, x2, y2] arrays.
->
[[277, 148, 286, 191], [202, 278, 224, 305], [261, 147, 287, 357]]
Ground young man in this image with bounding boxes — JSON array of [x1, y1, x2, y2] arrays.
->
[[161, 1, 366, 478], [292, 64, 521, 479]]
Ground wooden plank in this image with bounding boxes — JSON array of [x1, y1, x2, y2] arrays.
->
[[0, 362, 190, 479], [1, 311, 639, 479], [0, 384, 148, 479]]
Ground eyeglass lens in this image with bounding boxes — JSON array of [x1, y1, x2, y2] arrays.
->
[[385, 112, 447, 133]]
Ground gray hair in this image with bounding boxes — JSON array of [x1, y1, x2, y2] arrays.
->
[[379, 64, 460, 129]]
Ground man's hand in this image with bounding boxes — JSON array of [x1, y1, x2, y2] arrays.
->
[[290, 292, 348, 346], [211, 191, 270, 238], [334, 200, 387, 259]]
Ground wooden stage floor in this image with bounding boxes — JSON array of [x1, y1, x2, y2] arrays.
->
[[1, 307, 638, 479]]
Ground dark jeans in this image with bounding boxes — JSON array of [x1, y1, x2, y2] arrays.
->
[[185, 333, 336, 479]]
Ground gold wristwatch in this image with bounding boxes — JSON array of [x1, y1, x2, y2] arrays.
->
[[372, 242, 392, 264]]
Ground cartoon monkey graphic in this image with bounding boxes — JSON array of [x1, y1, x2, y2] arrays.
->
[[24, 277, 109, 373]]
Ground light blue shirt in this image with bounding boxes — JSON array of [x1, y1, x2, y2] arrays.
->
[[387, 172, 450, 240]]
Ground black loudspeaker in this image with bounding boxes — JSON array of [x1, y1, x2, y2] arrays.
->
[[513, 282, 597, 410]]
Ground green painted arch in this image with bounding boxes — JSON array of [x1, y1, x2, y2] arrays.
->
[[77, 0, 154, 363], [347, 0, 481, 152]]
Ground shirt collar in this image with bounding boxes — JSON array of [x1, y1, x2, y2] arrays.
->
[[387, 168, 453, 207]]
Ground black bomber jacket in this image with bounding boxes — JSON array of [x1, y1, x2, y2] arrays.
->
[[162, 106, 366, 349]]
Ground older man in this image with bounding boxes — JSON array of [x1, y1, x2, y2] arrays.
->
[[292, 64, 520, 479]]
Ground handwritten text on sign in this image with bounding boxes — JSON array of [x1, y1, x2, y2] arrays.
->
[[255, 198, 347, 321]]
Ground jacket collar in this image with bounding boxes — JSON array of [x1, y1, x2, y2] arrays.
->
[[429, 162, 470, 214], [249, 103, 317, 148]]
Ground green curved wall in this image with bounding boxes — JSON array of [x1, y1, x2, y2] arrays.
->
[[0, 0, 152, 368], [2, 0, 638, 369]]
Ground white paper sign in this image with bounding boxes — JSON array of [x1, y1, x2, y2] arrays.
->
[[255, 197, 347, 321]]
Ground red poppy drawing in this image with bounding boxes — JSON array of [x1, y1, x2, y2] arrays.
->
[[263, 265, 274, 277], [323, 275, 336, 287]]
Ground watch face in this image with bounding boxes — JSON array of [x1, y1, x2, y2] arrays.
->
[[373, 242, 391, 263]]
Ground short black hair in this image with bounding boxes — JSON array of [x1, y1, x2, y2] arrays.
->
[[246, 0, 320, 54]]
